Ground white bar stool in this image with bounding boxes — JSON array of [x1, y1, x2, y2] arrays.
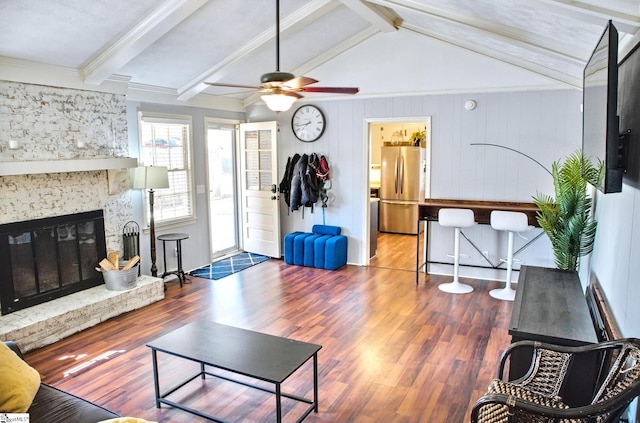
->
[[438, 208, 476, 294], [490, 210, 533, 301]]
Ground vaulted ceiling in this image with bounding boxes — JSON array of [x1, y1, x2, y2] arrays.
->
[[1, 0, 639, 110]]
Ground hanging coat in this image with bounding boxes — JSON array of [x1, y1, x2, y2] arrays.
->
[[279, 153, 300, 209], [290, 154, 308, 212], [303, 153, 321, 206]]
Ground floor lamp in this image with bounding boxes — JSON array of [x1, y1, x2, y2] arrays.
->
[[133, 166, 169, 277]]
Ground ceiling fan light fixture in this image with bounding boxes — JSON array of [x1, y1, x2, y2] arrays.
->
[[261, 71, 295, 85], [262, 93, 297, 112]]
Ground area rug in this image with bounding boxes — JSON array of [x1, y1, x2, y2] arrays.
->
[[189, 252, 269, 280]]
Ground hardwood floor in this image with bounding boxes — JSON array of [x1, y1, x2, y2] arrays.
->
[[24, 235, 512, 423], [369, 232, 422, 271]]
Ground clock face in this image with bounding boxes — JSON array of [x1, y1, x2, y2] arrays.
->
[[291, 105, 325, 142]]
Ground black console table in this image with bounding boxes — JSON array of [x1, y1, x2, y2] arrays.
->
[[509, 265, 599, 406]]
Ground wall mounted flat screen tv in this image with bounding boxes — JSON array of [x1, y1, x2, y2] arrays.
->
[[618, 38, 640, 190], [582, 20, 622, 194]]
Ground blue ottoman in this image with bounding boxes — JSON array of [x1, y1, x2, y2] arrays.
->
[[303, 233, 324, 267], [293, 233, 314, 265], [323, 235, 348, 270], [284, 231, 303, 264], [284, 225, 347, 270], [313, 235, 333, 269], [312, 224, 341, 236]]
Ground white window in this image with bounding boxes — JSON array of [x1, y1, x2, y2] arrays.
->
[[138, 113, 194, 226]]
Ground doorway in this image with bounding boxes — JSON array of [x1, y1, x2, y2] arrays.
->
[[206, 122, 240, 260], [367, 117, 431, 271]]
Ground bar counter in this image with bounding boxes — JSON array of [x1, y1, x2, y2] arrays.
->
[[415, 199, 541, 284]]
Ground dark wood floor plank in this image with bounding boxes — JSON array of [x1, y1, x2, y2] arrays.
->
[[24, 235, 511, 422]]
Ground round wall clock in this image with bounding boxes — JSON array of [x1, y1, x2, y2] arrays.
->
[[291, 104, 326, 142]]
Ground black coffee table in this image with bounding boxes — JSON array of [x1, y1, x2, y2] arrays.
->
[[146, 320, 322, 422]]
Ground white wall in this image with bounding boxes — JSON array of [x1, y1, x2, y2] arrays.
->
[[590, 184, 640, 423], [252, 88, 582, 281], [126, 101, 244, 275], [591, 184, 640, 338]]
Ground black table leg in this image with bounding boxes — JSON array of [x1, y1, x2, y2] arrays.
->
[[176, 240, 184, 287], [161, 240, 168, 278], [415, 218, 430, 284], [415, 220, 419, 284], [313, 352, 319, 412], [424, 220, 429, 275], [151, 349, 160, 408], [276, 383, 282, 423]]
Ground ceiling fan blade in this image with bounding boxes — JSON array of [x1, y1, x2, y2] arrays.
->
[[273, 89, 303, 99], [205, 82, 261, 90], [300, 87, 359, 94], [209, 89, 262, 96], [282, 76, 318, 89]]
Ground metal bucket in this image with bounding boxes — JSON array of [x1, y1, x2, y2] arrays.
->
[[102, 263, 139, 291]]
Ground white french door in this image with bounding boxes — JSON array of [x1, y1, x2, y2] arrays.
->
[[238, 121, 281, 258], [206, 122, 239, 260]]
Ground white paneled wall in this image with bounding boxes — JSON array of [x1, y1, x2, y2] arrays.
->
[[591, 184, 640, 338], [266, 88, 583, 281]]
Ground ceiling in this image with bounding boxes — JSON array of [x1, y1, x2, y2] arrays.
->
[[1, 0, 639, 110]]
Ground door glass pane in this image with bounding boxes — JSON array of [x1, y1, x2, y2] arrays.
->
[[245, 150, 259, 171], [258, 130, 271, 149], [258, 131, 272, 191], [246, 172, 259, 190], [207, 128, 238, 256], [245, 131, 259, 150]]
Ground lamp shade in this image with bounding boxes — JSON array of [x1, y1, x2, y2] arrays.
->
[[261, 93, 297, 112], [133, 166, 169, 190]]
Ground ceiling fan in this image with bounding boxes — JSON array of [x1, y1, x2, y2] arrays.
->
[[205, 0, 359, 111]]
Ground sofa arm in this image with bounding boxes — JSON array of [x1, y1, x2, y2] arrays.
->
[[4, 341, 24, 359]]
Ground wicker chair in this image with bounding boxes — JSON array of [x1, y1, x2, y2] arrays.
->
[[470, 338, 640, 423]]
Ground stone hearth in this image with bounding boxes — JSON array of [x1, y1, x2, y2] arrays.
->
[[0, 275, 164, 352]]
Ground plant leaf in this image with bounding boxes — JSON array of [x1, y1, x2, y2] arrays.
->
[[531, 149, 603, 270]]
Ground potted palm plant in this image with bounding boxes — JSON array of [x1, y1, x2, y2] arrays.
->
[[532, 150, 603, 271]]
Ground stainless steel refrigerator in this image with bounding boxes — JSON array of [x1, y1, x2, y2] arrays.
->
[[379, 146, 425, 234]]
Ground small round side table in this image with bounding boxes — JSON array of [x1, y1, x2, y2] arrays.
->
[[157, 233, 189, 287]]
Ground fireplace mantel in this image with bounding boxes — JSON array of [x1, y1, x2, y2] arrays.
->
[[0, 157, 138, 176]]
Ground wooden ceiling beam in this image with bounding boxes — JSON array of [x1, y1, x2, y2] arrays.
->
[[535, 0, 640, 33], [370, 0, 590, 61], [82, 0, 209, 85], [338, 0, 401, 32]]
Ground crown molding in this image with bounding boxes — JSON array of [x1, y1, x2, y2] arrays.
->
[[0, 57, 245, 112]]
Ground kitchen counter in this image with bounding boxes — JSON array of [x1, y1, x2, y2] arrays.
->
[[418, 198, 539, 227]]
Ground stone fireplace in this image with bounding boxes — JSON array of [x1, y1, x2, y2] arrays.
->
[[0, 81, 164, 352], [0, 210, 107, 315]]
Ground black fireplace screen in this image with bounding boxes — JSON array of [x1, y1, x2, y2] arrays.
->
[[0, 210, 107, 315]]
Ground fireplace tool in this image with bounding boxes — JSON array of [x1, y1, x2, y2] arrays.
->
[[122, 221, 140, 276]]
